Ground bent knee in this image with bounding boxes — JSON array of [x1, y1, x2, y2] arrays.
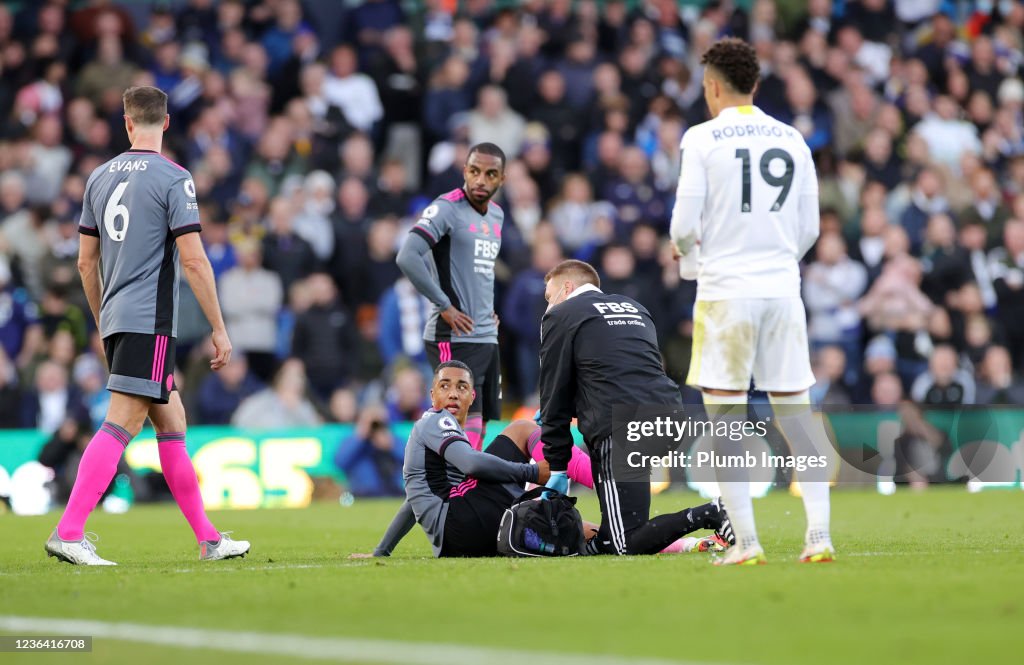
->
[[502, 419, 539, 448]]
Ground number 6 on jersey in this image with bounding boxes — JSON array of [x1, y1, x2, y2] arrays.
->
[[104, 181, 131, 241]]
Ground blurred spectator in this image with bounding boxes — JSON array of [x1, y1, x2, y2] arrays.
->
[[975, 346, 1024, 406], [912, 95, 982, 174], [245, 118, 306, 197], [291, 273, 357, 399], [232, 357, 320, 429], [530, 70, 581, 173], [423, 55, 472, 143], [0, 256, 42, 369], [261, 196, 317, 291], [920, 213, 971, 304], [991, 220, 1024, 368], [377, 277, 429, 369], [384, 366, 429, 422], [958, 169, 1012, 248], [328, 386, 358, 424], [330, 177, 371, 301], [369, 158, 413, 218], [21, 359, 81, 434], [261, 0, 309, 77], [37, 283, 87, 353], [548, 173, 609, 253], [899, 167, 950, 255], [292, 170, 336, 262], [196, 354, 263, 425], [359, 216, 402, 306], [202, 219, 237, 280], [342, 0, 406, 66], [72, 352, 108, 430], [603, 146, 669, 235], [810, 345, 853, 406], [779, 67, 833, 152], [323, 43, 383, 136], [0, 347, 21, 428], [75, 36, 137, 106], [467, 85, 525, 157], [219, 239, 282, 382], [333, 404, 403, 498], [502, 238, 563, 400], [870, 371, 904, 407], [910, 345, 977, 405], [370, 26, 423, 187], [37, 414, 97, 503], [803, 233, 868, 371], [25, 115, 71, 204]]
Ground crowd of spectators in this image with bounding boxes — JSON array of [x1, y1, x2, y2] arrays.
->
[[2, 0, 1024, 455]]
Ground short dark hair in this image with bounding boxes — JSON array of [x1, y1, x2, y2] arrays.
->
[[434, 360, 474, 384], [545, 259, 600, 289], [701, 38, 760, 95], [123, 86, 168, 126], [467, 142, 507, 170]]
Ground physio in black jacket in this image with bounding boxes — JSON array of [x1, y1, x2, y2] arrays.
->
[[538, 260, 732, 555]]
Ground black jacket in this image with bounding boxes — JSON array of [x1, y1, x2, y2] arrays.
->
[[539, 286, 682, 472]]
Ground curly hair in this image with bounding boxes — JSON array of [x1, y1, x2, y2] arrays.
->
[[701, 38, 760, 95]]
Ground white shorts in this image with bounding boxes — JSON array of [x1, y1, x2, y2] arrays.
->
[[686, 297, 815, 393]]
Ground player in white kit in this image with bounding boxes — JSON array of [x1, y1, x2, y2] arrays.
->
[[670, 38, 834, 565]]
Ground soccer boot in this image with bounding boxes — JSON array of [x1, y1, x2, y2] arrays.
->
[[199, 532, 250, 561], [799, 541, 836, 563], [45, 530, 117, 566], [709, 496, 736, 546], [714, 544, 767, 566], [681, 534, 730, 553]]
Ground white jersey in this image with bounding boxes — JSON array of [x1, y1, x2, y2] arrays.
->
[[671, 105, 819, 301]]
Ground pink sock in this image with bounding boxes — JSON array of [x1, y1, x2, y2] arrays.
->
[[464, 415, 485, 451], [660, 538, 687, 554], [57, 422, 131, 541], [157, 432, 219, 542], [527, 428, 595, 489]]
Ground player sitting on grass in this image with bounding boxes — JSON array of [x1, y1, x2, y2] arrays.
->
[[354, 360, 731, 558]]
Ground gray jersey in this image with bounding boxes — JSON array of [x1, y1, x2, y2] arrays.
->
[[79, 150, 200, 338], [403, 408, 536, 557], [407, 188, 502, 343]]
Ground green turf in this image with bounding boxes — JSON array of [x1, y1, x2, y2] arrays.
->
[[1, 489, 1023, 665]]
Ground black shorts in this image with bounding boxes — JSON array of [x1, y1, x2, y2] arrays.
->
[[103, 332, 177, 404], [425, 341, 501, 421], [440, 434, 528, 557]]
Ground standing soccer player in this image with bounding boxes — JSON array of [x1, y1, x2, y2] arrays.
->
[[669, 38, 833, 565], [396, 143, 506, 450], [45, 86, 250, 565]]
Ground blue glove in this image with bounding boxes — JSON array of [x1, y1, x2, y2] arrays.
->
[[542, 471, 568, 499], [533, 409, 543, 427]]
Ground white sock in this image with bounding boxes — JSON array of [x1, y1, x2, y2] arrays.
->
[[769, 392, 831, 545], [704, 392, 759, 550]]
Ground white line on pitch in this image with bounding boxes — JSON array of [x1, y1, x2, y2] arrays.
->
[[0, 616, 723, 665]]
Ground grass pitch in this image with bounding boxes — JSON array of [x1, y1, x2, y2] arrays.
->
[[1, 489, 1022, 665]]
